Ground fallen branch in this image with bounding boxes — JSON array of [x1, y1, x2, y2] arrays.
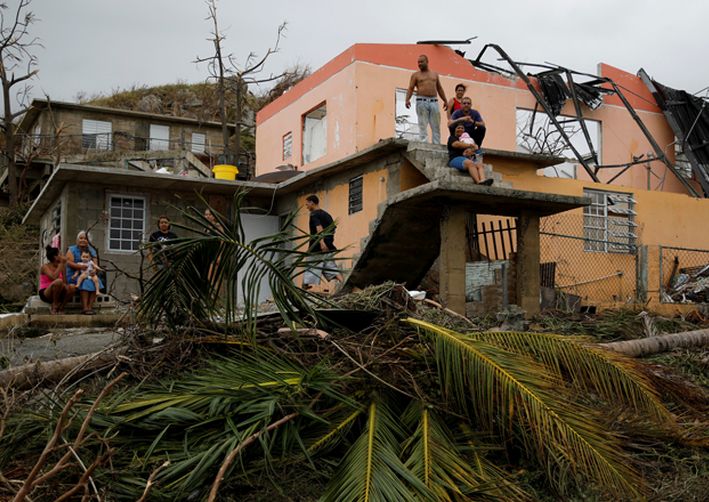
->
[[423, 298, 477, 327], [12, 373, 126, 502], [137, 460, 170, 502], [207, 412, 299, 501], [600, 328, 709, 357], [0, 349, 122, 390]]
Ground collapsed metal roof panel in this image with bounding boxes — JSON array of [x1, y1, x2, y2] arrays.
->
[[639, 69, 709, 196]]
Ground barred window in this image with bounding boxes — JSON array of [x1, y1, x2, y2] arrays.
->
[[108, 195, 146, 252], [348, 176, 363, 214], [583, 189, 636, 253]]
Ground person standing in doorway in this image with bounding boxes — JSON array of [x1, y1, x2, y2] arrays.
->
[[405, 54, 448, 144], [302, 194, 344, 290], [148, 215, 178, 269]]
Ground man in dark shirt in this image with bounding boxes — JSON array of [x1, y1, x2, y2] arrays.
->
[[303, 194, 343, 290], [148, 215, 178, 268], [448, 96, 486, 149]]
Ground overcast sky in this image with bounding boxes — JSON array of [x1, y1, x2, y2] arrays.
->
[[13, 0, 709, 105]]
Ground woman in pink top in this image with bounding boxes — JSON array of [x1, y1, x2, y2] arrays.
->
[[39, 245, 77, 314]]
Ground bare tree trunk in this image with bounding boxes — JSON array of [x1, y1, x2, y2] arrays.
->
[[0, 350, 120, 390], [3, 82, 18, 207], [599, 328, 709, 357], [234, 76, 243, 166]]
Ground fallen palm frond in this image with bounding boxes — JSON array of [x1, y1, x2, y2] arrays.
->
[[406, 318, 645, 499], [468, 330, 673, 422], [401, 403, 530, 501], [321, 399, 429, 502]]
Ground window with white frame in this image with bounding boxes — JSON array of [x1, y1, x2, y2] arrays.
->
[[583, 189, 636, 253], [282, 131, 293, 160], [191, 132, 206, 153], [108, 195, 146, 252], [149, 124, 170, 151], [302, 104, 327, 164], [82, 119, 112, 150], [395, 88, 418, 140], [516, 109, 601, 179]]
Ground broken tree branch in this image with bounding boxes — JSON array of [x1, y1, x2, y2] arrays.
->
[[208, 411, 299, 502], [0, 349, 123, 390]]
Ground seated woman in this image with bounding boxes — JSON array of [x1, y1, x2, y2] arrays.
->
[[66, 230, 104, 315], [39, 246, 77, 315], [447, 124, 493, 185]]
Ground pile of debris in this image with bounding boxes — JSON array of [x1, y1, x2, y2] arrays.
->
[[664, 263, 709, 303]]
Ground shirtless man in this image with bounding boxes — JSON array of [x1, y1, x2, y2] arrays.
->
[[405, 55, 448, 144]]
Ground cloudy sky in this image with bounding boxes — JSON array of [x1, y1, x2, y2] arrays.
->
[[12, 0, 709, 104]]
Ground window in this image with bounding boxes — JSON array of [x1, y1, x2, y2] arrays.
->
[[395, 88, 418, 140], [191, 132, 206, 153], [302, 104, 326, 164], [282, 131, 293, 160], [50, 203, 61, 235], [348, 175, 363, 214], [108, 195, 146, 252], [673, 137, 693, 179], [583, 189, 636, 253], [516, 109, 601, 179], [82, 119, 112, 150], [149, 124, 170, 151]]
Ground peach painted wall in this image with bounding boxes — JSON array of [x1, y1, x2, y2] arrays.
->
[[257, 44, 700, 195], [255, 64, 359, 175]]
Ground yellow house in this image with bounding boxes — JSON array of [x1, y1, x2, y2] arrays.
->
[[257, 43, 709, 314]]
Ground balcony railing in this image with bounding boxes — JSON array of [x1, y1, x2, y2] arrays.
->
[[16, 132, 254, 178]]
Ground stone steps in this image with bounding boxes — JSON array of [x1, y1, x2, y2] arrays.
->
[[23, 294, 118, 315]]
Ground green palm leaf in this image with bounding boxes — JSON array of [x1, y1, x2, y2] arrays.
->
[[140, 190, 335, 332], [308, 408, 363, 454], [401, 403, 530, 501], [322, 400, 430, 502], [468, 330, 673, 422], [405, 318, 645, 499]]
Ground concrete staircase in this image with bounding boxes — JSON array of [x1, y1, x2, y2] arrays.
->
[[344, 143, 516, 290], [403, 142, 512, 188]]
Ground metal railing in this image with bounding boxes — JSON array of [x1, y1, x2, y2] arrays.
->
[[659, 245, 709, 304], [18, 132, 227, 156]]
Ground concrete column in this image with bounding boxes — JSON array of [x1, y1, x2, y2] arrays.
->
[[439, 207, 467, 315], [516, 210, 540, 317]]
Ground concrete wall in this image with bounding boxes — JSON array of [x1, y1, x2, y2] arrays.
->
[[33, 107, 225, 157], [42, 181, 275, 301]]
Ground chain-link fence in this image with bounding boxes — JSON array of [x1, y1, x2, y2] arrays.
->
[[659, 246, 709, 303], [539, 212, 638, 306]]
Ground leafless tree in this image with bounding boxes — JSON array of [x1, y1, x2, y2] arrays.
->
[[195, 0, 296, 171], [0, 0, 39, 208]]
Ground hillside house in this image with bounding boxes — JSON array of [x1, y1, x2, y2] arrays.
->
[[3, 99, 248, 205], [22, 43, 709, 316]]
